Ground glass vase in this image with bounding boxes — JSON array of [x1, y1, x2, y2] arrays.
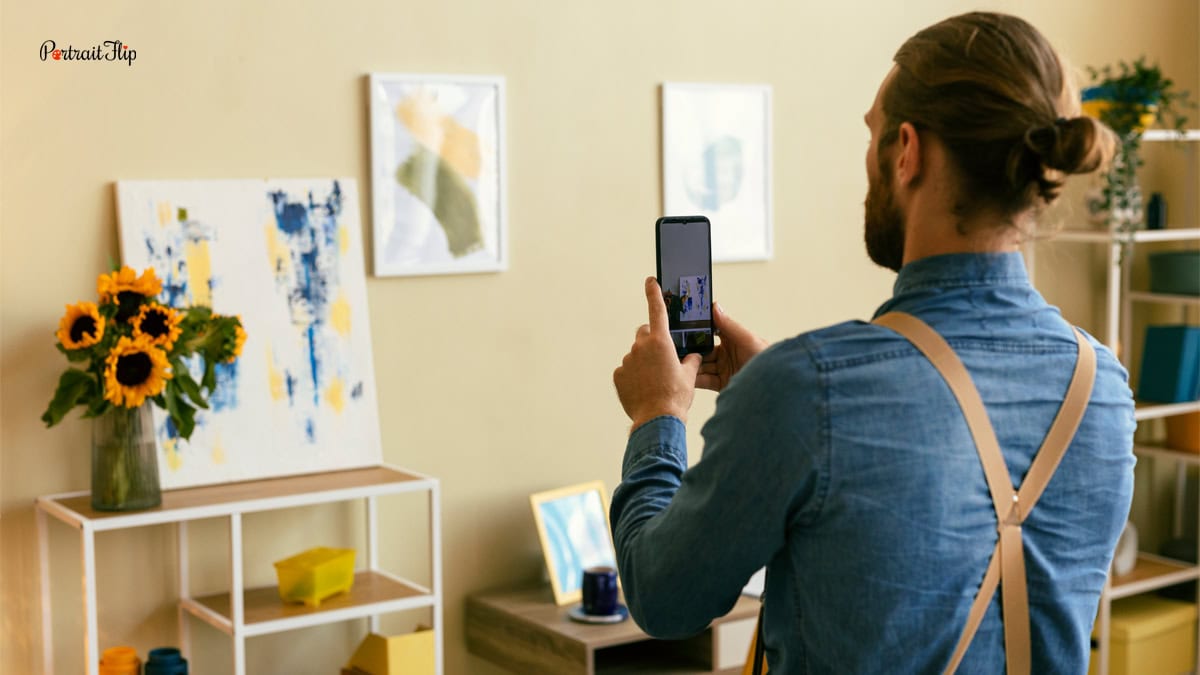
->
[[91, 403, 161, 511]]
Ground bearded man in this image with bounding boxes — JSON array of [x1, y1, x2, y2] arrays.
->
[[611, 11, 1135, 673]]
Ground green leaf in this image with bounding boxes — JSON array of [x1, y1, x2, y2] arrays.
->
[[175, 371, 209, 409], [83, 396, 110, 419], [66, 352, 91, 363], [41, 369, 93, 426], [201, 360, 217, 391], [162, 386, 198, 440], [176, 404, 196, 440]]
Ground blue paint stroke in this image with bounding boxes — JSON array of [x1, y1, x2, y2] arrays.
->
[[211, 361, 239, 412], [684, 136, 744, 211], [305, 418, 315, 443], [351, 382, 363, 400], [285, 370, 297, 405], [139, 205, 243, 450], [268, 181, 346, 444]]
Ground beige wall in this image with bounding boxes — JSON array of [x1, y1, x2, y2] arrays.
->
[[2, 1, 1196, 673]]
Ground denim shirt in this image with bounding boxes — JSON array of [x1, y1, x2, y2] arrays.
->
[[611, 252, 1136, 674]]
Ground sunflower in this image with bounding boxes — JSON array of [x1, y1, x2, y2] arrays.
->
[[103, 336, 172, 408], [131, 303, 183, 351], [98, 266, 163, 322], [212, 314, 247, 363], [226, 321, 247, 363], [55, 302, 105, 349]]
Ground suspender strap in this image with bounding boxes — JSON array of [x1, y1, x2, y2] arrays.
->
[[873, 312, 1096, 675]]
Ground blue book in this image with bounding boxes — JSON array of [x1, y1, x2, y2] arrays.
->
[[1138, 326, 1200, 403]]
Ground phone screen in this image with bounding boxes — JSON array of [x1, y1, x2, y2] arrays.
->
[[656, 216, 714, 357]]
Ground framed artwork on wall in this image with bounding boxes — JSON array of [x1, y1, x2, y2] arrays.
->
[[661, 82, 773, 262], [530, 481, 618, 606], [116, 178, 383, 489], [369, 73, 507, 277]]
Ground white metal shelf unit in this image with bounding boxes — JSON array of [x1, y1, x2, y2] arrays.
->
[[1038, 130, 1199, 675], [35, 465, 442, 675]]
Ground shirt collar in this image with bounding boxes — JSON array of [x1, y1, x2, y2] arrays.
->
[[891, 252, 1030, 296]]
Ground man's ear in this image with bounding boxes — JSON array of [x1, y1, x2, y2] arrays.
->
[[895, 121, 922, 188]]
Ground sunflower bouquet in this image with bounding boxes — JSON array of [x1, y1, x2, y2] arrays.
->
[[42, 265, 246, 439]]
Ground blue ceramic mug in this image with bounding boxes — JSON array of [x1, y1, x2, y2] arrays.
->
[[581, 566, 619, 616]]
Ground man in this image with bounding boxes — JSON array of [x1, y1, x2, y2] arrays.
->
[[611, 12, 1135, 673]]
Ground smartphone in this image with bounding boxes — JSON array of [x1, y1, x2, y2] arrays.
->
[[655, 215, 715, 357]]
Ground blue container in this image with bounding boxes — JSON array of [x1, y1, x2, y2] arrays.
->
[[144, 647, 187, 675], [1138, 326, 1200, 403]]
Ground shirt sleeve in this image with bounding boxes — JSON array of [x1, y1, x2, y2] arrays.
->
[[609, 338, 827, 639]]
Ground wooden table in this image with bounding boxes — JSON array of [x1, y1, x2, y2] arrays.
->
[[466, 586, 759, 675]]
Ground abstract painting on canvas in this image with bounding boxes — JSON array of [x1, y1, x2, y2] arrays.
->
[[369, 73, 507, 277], [116, 178, 382, 488], [662, 82, 773, 262]]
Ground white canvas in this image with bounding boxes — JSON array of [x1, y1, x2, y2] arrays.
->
[[678, 275, 710, 322], [116, 178, 382, 488], [370, 73, 507, 276], [662, 83, 773, 262]]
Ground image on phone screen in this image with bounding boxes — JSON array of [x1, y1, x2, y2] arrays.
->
[[656, 216, 714, 357]]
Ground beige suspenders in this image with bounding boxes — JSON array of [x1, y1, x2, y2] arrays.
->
[[873, 312, 1097, 675]]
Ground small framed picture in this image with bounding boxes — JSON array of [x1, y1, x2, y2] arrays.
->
[[529, 481, 618, 606], [369, 73, 507, 276], [661, 82, 773, 262]]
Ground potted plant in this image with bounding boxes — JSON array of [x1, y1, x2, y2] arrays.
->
[[1083, 57, 1192, 238], [42, 266, 245, 510]]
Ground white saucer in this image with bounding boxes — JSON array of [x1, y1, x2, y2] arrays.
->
[[567, 603, 629, 624]]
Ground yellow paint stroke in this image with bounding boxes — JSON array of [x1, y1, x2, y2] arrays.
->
[[157, 201, 173, 227], [330, 291, 351, 337], [266, 347, 286, 401], [339, 225, 349, 255], [164, 438, 182, 472], [184, 238, 213, 307], [211, 434, 226, 465], [326, 377, 346, 413], [396, 89, 482, 179], [264, 221, 290, 279]]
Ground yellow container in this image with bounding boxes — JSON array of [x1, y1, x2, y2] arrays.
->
[[345, 628, 436, 675], [1090, 595, 1196, 675], [99, 646, 140, 675], [273, 546, 356, 607], [1166, 412, 1200, 453], [1081, 99, 1158, 132]]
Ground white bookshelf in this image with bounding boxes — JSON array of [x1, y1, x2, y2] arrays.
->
[[36, 465, 443, 675]]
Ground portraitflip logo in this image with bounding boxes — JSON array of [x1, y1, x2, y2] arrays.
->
[[40, 40, 137, 66]]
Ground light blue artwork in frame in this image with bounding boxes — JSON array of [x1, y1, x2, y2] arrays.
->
[[530, 481, 618, 605]]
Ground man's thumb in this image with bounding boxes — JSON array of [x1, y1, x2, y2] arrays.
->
[[681, 353, 702, 378], [713, 302, 748, 338]]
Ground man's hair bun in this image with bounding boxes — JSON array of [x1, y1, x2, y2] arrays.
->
[[1017, 116, 1115, 203]]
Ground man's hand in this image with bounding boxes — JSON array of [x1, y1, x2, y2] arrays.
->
[[613, 278, 702, 429], [696, 302, 769, 392]]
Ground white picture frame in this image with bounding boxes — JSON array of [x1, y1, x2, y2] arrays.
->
[[661, 82, 773, 263], [529, 481, 618, 606], [369, 73, 507, 277]]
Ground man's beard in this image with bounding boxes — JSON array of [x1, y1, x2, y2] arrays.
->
[[864, 155, 906, 273]]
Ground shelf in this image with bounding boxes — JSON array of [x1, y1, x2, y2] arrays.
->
[[1051, 228, 1200, 244], [37, 465, 433, 531], [1134, 443, 1200, 465], [37, 462, 444, 675], [467, 586, 759, 675], [1142, 129, 1200, 142], [1136, 401, 1200, 421], [183, 570, 434, 637], [1129, 291, 1200, 306], [1109, 553, 1200, 599]]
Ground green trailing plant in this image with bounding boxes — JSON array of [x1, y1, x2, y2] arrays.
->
[[1085, 58, 1193, 240]]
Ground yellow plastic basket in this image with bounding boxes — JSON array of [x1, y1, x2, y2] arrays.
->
[[273, 547, 356, 607]]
